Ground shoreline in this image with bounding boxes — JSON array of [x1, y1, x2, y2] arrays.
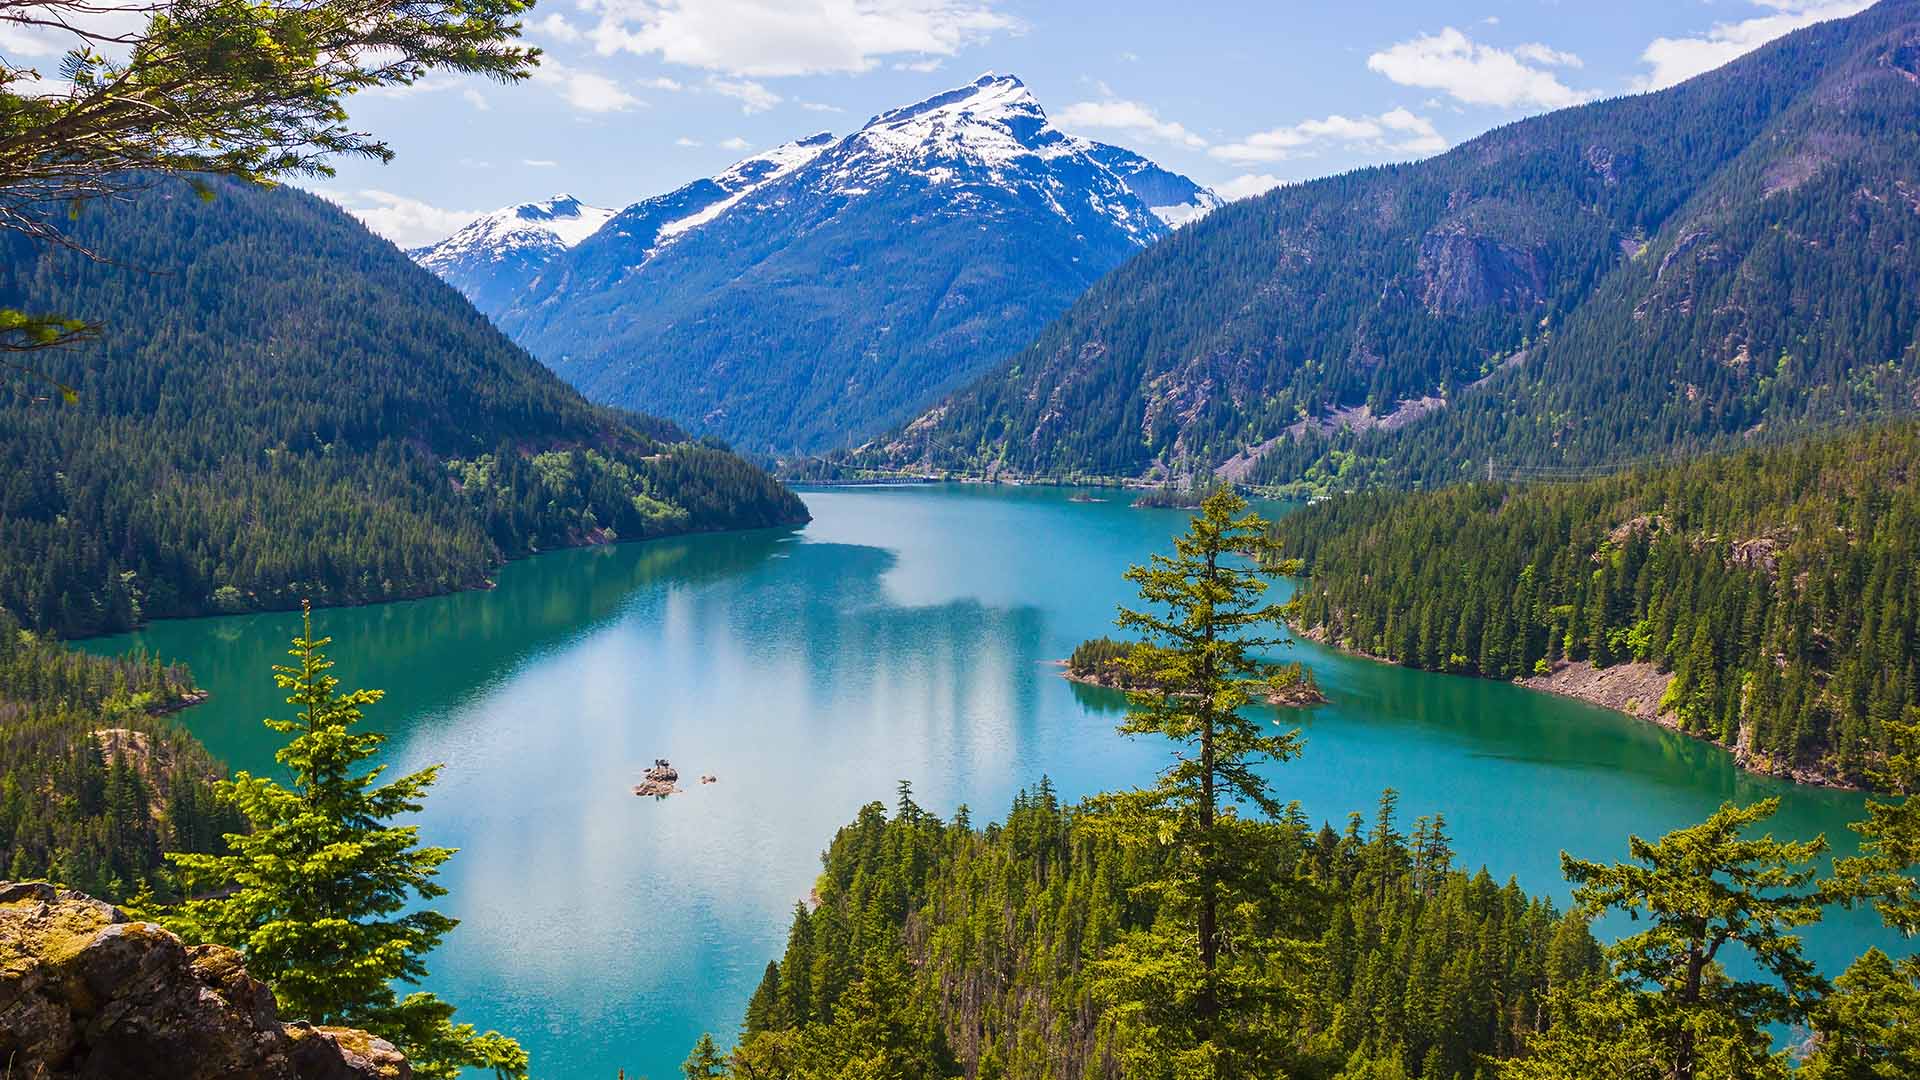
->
[[1052, 661, 1327, 708], [790, 472, 1289, 499], [1289, 622, 1865, 791], [68, 519, 810, 644]]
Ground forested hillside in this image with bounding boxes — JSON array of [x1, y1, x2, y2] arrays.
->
[[0, 178, 808, 638], [722, 783, 1600, 1080], [850, 0, 1920, 486], [0, 607, 239, 899], [1274, 424, 1920, 789]]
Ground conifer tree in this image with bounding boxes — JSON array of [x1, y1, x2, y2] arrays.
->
[[165, 603, 527, 1079], [684, 1033, 728, 1080], [1094, 488, 1307, 1078], [1806, 705, 1920, 1077], [1516, 799, 1827, 1080]]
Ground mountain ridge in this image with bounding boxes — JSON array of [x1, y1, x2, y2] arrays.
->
[[416, 73, 1220, 455], [845, 0, 1920, 487]]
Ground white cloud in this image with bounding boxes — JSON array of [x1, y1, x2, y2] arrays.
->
[[535, 61, 643, 112], [1367, 27, 1593, 110], [718, 136, 751, 151], [0, 21, 61, 57], [641, 76, 685, 91], [523, 159, 559, 167], [1513, 42, 1582, 68], [675, 136, 703, 147], [1635, 1, 1871, 91], [581, 0, 1020, 77], [359, 73, 460, 100], [1056, 98, 1207, 149], [1215, 174, 1286, 201], [800, 101, 844, 113], [1210, 107, 1446, 164], [322, 189, 481, 248], [462, 88, 490, 110], [0, 5, 147, 67], [707, 75, 781, 113], [534, 13, 584, 43]]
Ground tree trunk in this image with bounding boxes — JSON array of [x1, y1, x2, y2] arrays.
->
[[1197, 552, 1220, 1025]]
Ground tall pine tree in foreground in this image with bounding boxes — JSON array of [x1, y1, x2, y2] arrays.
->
[[165, 603, 527, 1079], [1093, 488, 1308, 1079]]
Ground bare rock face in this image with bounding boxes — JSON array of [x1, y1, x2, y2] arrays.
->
[[0, 881, 409, 1080], [1417, 227, 1548, 315]]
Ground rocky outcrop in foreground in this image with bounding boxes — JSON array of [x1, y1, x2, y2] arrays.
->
[[0, 881, 409, 1079]]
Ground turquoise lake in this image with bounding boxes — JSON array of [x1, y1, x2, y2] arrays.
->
[[85, 484, 1904, 1079]]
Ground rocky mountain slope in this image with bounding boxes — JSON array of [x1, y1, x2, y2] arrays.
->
[[410, 194, 615, 314], [470, 74, 1219, 454], [852, 0, 1920, 485], [0, 882, 410, 1079]]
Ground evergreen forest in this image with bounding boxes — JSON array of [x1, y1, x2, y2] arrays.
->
[[0, 178, 808, 638], [1274, 423, 1920, 789]]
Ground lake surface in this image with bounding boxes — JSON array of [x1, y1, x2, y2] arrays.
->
[[86, 484, 1903, 1079]]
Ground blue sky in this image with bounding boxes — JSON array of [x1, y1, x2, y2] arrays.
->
[[310, 0, 1875, 245]]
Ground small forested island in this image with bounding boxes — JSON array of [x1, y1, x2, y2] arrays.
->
[[1128, 483, 1216, 510], [1065, 634, 1326, 707], [1274, 424, 1920, 790]]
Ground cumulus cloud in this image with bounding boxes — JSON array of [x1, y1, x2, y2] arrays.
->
[[1367, 28, 1593, 110], [1215, 174, 1286, 201], [0, 21, 62, 57], [1210, 108, 1446, 165], [1636, 0, 1872, 91], [535, 61, 643, 112], [534, 13, 584, 43], [1056, 98, 1207, 149], [718, 136, 751, 151], [321, 189, 481, 248], [675, 136, 703, 147], [707, 75, 781, 113], [580, 0, 1020, 77]]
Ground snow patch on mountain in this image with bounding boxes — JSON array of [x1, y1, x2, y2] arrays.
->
[[415, 195, 614, 270], [654, 133, 835, 244]]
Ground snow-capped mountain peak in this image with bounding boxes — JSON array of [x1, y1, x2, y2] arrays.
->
[[419, 194, 615, 265], [848, 72, 1065, 173], [812, 71, 1216, 239], [864, 72, 1040, 131], [409, 195, 617, 312], [422, 74, 1224, 455], [508, 195, 618, 247]]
